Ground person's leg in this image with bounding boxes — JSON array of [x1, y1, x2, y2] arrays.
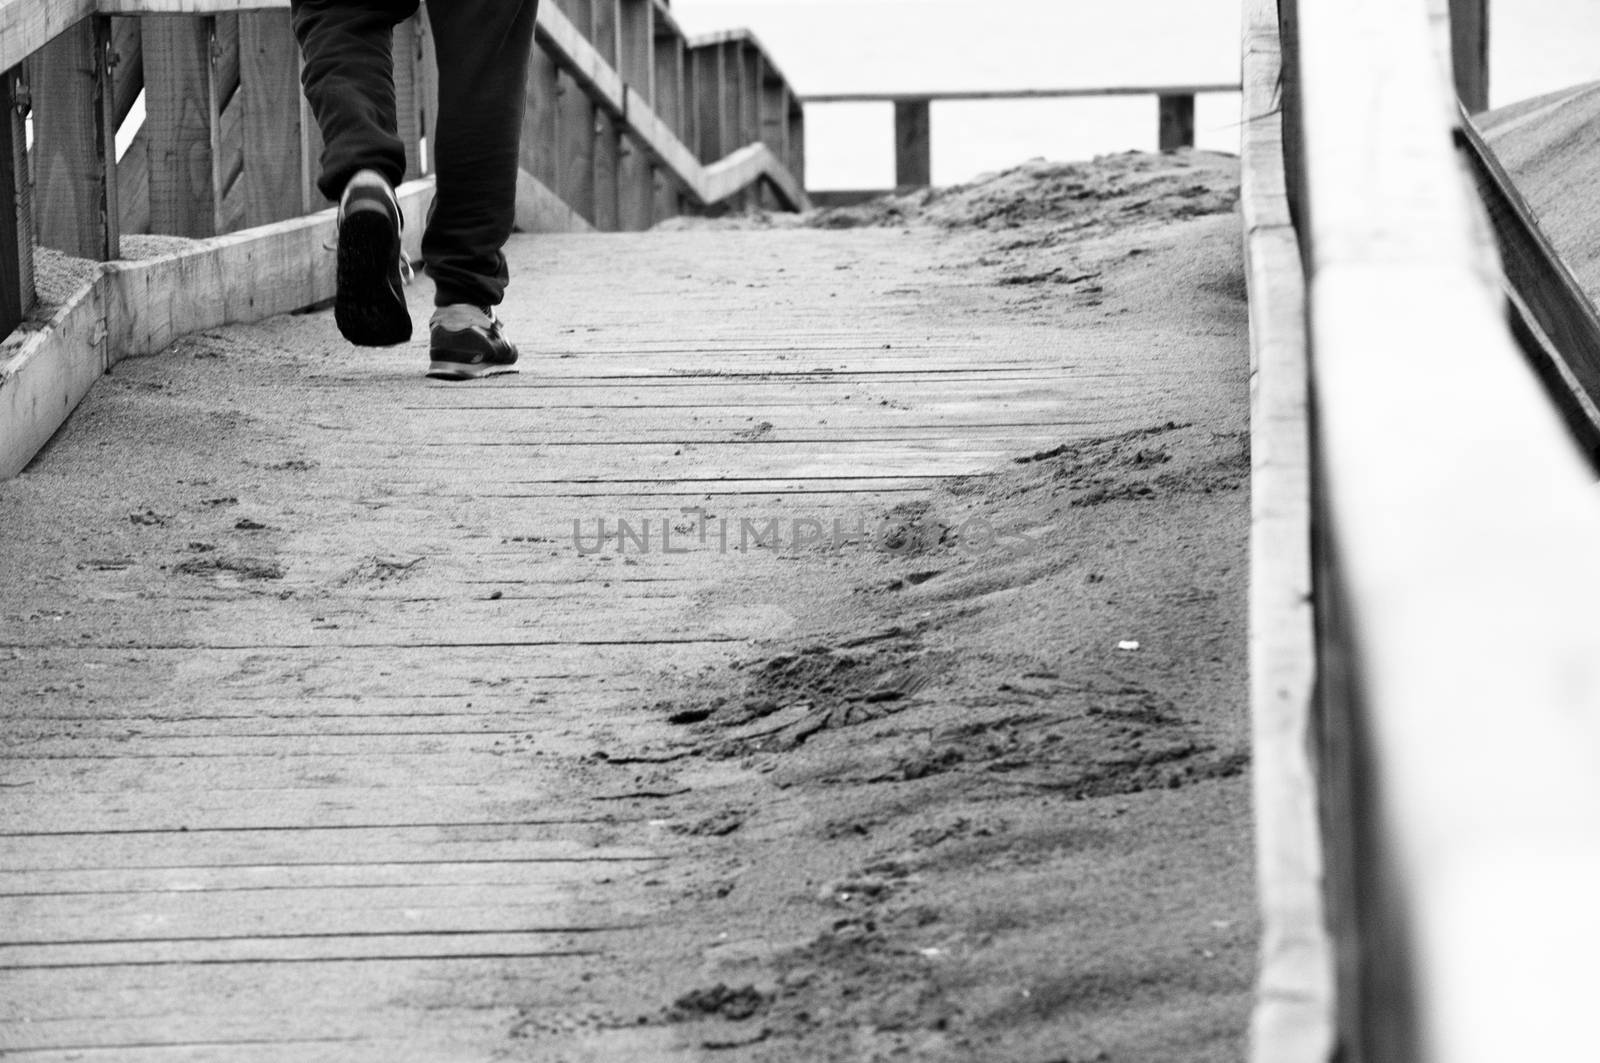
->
[[291, 0, 419, 347], [290, 0, 418, 200], [421, 0, 539, 309]]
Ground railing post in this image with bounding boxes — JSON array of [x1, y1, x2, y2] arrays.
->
[[1158, 92, 1195, 151], [894, 98, 931, 187], [33, 18, 119, 261], [237, 10, 303, 226], [144, 15, 220, 237], [1448, 0, 1489, 113], [0, 66, 31, 335]]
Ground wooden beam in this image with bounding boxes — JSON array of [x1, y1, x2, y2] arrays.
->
[[142, 14, 220, 237], [893, 98, 931, 187], [32, 17, 120, 259], [0, 0, 97, 76]]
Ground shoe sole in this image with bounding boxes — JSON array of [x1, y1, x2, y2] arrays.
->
[[335, 210, 411, 347], [425, 360, 519, 381]]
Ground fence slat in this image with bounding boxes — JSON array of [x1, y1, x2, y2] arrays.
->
[[144, 14, 219, 237], [237, 10, 301, 226]]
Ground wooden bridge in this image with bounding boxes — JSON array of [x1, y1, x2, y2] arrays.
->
[[2, 0, 1599, 1059]]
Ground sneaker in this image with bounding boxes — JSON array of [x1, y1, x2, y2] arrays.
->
[[334, 169, 413, 347], [427, 304, 519, 380]]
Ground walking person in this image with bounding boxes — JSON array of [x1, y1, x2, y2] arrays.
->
[[291, 0, 538, 379]]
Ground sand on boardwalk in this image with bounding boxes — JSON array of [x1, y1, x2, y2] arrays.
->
[[2, 150, 1253, 1060]]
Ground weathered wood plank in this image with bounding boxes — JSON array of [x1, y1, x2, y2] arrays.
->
[[236, 9, 301, 226], [142, 14, 219, 237], [0, 284, 105, 478], [521, 46, 561, 193], [32, 18, 119, 259], [556, 69, 596, 222], [0, 0, 96, 75]]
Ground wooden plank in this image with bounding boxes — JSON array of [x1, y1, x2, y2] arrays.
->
[[142, 14, 219, 237], [556, 69, 596, 222], [109, 16, 142, 124], [1157, 93, 1195, 151], [618, 0, 651, 98], [616, 0, 654, 228], [651, 13, 682, 136], [0, 284, 105, 478], [1448, 0, 1488, 113], [688, 42, 722, 163], [521, 44, 561, 193], [893, 98, 932, 187], [1294, 4, 1600, 1063], [236, 9, 301, 226], [32, 18, 119, 259]]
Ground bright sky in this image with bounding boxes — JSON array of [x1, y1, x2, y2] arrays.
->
[[671, 0, 1600, 188]]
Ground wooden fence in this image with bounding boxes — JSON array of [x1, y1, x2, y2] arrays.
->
[[0, 0, 807, 477], [1246, 0, 1600, 1060], [803, 82, 1239, 196]]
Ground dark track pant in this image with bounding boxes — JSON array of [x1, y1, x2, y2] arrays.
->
[[290, 0, 538, 307]]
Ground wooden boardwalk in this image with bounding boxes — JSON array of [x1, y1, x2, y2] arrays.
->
[[0, 223, 1225, 1060]]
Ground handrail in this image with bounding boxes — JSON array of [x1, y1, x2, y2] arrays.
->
[[1270, 1, 1600, 1062], [802, 83, 1240, 103], [805, 82, 1241, 191]]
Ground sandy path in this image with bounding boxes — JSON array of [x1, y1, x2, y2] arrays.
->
[[0, 151, 1252, 1061]]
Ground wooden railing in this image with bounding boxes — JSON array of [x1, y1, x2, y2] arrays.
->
[[0, 0, 806, 477], [1247, 0, 1600, 1060], [802, 82, 1239, 195]]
